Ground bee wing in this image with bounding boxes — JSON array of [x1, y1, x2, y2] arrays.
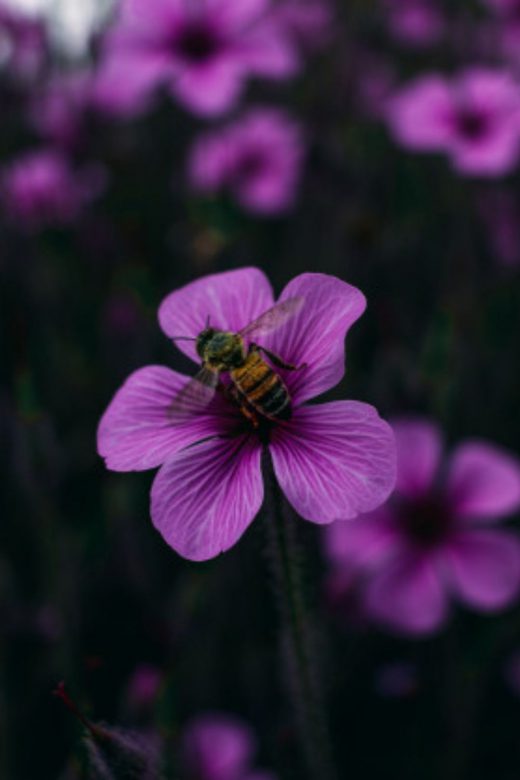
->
[[239, 297, 304, 341], [168, 367, 218, 420]]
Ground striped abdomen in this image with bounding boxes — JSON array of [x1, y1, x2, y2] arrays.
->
[[231, 349, 291, 421]]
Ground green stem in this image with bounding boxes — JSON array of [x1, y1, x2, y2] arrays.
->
[[263, 450, 338, 780]]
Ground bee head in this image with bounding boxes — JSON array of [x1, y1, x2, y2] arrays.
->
[[196, 327, 216, 359]]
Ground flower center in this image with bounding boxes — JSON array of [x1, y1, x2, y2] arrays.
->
[[176, 22, 220, 62], [232, 150, 267, 184], [399, 497, 451, 548], [456, 108, 490, 141]]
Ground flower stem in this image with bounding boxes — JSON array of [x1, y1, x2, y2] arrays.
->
[[263, 450, 338, 780]]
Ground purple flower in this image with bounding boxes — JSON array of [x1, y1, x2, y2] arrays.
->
[[94, 0, 299, 118], [0, 148, 106, 230], [182, 712, 275, 780], [325, 419, 520, 636], [188, 108, 305, 215], [382, 0, 444, 49], [272, 0, 332, 51], [29, 70, 94, 148], [0, 3, 47, 81], [478, 189, 520, 268], [97, 268, 396, 561], [385, 69, 520, 176]]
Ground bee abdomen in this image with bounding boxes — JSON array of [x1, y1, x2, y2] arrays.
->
[[234, 365, 291, 420]]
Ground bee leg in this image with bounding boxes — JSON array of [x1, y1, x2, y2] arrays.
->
[[254, 344, 307, 372]]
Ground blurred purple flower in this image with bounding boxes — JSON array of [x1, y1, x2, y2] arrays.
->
[[0, 2, 47, 81], [29, 70, 94, 148], [385, 69, 520, 176], [325, 418, 520, 636], [478, 189, 520, 268], [188, 108, 305, 215], [383, 0, 444, 49], [483, 0, 520, 65], [0, 149, 106, 230], [97, 268, 396, 561], [182, 713, 275, 780], [126, 664, 162, 709], [93, 0, 300, 118], [272, 0, 332, 51]]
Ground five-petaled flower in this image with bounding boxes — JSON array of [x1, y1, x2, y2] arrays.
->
[[93, 0, 300, 118], [384, 68, 520, 176], [97, 268, 396, 561], [325, 418, 520, 635]]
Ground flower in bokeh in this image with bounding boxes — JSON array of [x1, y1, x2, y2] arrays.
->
[[325, 419, 520, 635], [126, 664, 162, 710], [478, 188, 520, 268], [0, 2, 47, 81], [97, 268, 396, 561], [0, 148, 106, 230], [94, 0, 299, 118], [382, 0, 444, 49], [182, 713, 275, 780], [483, 0, 520, 65], [385, 69, 520, 175], [272, 0, 332, 51], [29, 70, 94, 149], [188, 108, 305, 215]]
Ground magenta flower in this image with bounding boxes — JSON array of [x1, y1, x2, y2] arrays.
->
[[97, 268, 396, 561], [188, 108, 305, 215], [0, 148, 106, 230], [29, 70, 94, 148], [325, 419, 520, 635], [385, 69, 520, 176], [182, 713, 275, 780], [382, 0, 444, 49], [93, 0, 299, 118], [0, 3, 47, 81]]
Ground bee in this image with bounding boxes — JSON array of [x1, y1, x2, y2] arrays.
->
[[170, 297, 305, 427]]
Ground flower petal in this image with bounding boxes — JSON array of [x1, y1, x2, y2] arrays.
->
[[444, 530, 520, 610], [364, 552, 448, 635], [446, 441, 520, 522], [270, 401, 396, 524], [97, 366, 226, 471], [385, 74, 454, 151], [158, 267, 274, 363], [151, 435, 263, 560], [92, 49, 170, 117], [324, 506, 399, 570], [392, 418, 443, 499], [171, 61, 244, 117], [182, 714, 255, 780], [264, 273, 366, 405]]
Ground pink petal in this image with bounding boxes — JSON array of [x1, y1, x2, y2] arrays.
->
[[264, 273, 366, 405], [444, 530, 520, 610], [171, 61, 244, 117], [385, 74, 454, 151], [150, 434, 263, 560], [364, 552, 448, 635], [451, 127, 520, 177], [182, 713, 255, 780], [270, 401, 396, 524], [237, 23, 300, 78], [206, 0, 270, 29], [392, 418, 443, 499], [158, 267, 274, 363], [324, 505, 399, 570], [92, 50, 170, 116], [97, 366, 226, 471], [447, 442, 520, 522]]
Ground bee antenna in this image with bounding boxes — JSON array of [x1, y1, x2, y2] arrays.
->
[[205, 314, 211, 328]]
